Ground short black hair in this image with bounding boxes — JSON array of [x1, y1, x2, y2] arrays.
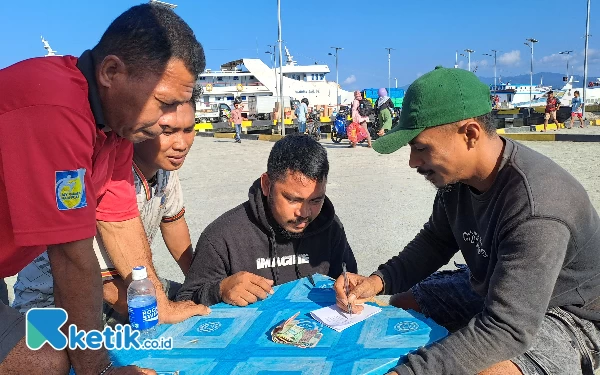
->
[[475, 112, 496, 136], [91, 3, 205, 78], [267, 134, 329, 183]]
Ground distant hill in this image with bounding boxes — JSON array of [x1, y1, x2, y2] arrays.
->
[[398, 72, 599, 92]]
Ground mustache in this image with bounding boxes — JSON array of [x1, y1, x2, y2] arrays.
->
[[288, 217, 313, 225], [417, 167, 434, 176]]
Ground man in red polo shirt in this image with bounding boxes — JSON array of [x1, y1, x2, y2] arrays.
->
[[0, 4, 208, 374]]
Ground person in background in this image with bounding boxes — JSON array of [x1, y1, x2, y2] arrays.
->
[[295, 98, 309, 134], [375, 88, 394, 136], [569, 90, 584, 129], [230, 101, 244, 143], [177, 134, 356, 307], [13, 99, 204, 326], [543, 90, 560, 132], [351, 90, 372, 148]]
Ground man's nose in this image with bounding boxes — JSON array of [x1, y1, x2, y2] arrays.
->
[[296, 203, 311, 218], [408, 151, 421, 169], [172, 133, 187, 151]]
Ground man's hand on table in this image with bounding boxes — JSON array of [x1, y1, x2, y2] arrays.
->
[[334, 273, 384, 314], [154, 283, 211, 324], [220, 271, 275, 306]]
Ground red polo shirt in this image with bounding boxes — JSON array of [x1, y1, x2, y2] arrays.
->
[[0, 52, 139, 278]]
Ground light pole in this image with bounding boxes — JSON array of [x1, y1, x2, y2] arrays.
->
[[385, 47, 395, 95], [277, 0, 284, 135], [266, 45, 277, 98], [525, 38, 538, 106], [483, 50, 498, 91], [328, 47, 343, 107], [465, 49, 474, 71], [455, 50, 458, 68], [395, 78, 398, 88], [559, 50, 573, 79], [583, 0, 591, 118]]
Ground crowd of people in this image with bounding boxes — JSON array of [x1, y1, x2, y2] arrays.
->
[[1, 4, 600, 375]]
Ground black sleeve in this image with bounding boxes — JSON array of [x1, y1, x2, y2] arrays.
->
[[388, 98, 395, 109], [175, 232, 229, 306], [327, 216, 357, 278]]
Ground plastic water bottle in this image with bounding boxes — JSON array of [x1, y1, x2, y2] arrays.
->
[[127, 266, 158, 339]]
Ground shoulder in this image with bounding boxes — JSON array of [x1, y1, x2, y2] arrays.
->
[[0, 56, 89, 116], [202, 202, 250, 238]]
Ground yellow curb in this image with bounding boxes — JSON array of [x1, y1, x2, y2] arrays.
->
[[502, 133, 556, 141], [214, 133, 235, 139], [194, 123, 214, 131], [496, 128, 506, 134], [258, 134, 284, 142]]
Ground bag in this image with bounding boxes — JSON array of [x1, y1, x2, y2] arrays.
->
[[357, 99, 373, 117], [347, 122, 368, 144]]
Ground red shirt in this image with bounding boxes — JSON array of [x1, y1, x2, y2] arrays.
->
[[0, 53, 139, 277], [546, 97, 558, 113]]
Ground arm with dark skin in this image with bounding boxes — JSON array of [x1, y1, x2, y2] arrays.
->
[[160, 217, 193, 275], [97, 217, 210, 324], [47, 238, 155, 375]]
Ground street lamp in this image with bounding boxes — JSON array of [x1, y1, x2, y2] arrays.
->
[[266, 45, 277, 98], [525, 38, 538, 106], [483, 50, 498, 91], [395, 78, 398, 88], [277, 0, 284, 135], [583, 0, 591, 118], [385, 47, 395, 95], [559, 51, 573, 79], [328, 47, 343, 107], [464, 49, 474, 71]]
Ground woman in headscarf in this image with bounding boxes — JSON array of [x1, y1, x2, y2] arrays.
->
[[375, 88, 394, 136], [351, 90, 372, 148]]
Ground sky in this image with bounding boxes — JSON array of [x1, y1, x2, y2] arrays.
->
[[1, 0, 599, 91]]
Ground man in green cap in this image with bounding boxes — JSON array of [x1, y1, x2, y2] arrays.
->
[[334, 66, 600, 375]]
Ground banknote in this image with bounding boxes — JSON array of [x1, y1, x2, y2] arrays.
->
[[271, 312, 323, 348]]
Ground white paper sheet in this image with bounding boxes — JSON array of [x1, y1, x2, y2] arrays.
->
[[310, 304, 382, 332]]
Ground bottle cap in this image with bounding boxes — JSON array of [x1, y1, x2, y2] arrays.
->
[[131, 266, 148, 281]]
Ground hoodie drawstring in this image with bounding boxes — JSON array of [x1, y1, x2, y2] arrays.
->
[[268, 233, 280, 286], [294, 238, 304, 280]]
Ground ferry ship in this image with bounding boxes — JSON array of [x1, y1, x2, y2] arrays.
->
[[197, 47, 354, 108]]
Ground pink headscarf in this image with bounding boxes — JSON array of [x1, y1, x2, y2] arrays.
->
[[354, 90, 362, 100]]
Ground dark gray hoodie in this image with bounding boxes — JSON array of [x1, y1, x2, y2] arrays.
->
[[176, 178, 357, 306]]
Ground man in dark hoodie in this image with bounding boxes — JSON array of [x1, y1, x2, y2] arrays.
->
[[177, 134, 357, 307]]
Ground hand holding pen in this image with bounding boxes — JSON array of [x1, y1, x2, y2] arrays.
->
[[333, 271, 385, 315]]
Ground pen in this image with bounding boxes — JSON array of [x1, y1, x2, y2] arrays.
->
[[307, 274, 315, 287], [342, 262, 353, 316]]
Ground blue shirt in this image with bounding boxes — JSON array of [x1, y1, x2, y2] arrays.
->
[[295, 103, 308, 122], [571, 97, 583, 113]]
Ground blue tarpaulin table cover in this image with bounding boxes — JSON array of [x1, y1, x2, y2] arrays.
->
[[110, 274, 448, 375]]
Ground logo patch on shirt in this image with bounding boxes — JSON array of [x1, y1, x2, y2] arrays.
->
[[55, 169, 87, 211]]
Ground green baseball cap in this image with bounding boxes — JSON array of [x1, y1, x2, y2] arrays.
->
[[373, 66, 492, 154]]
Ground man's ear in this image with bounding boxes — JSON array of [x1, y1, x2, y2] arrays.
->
[[260, 173, 270, 197], [97, 55, 127, 89], [463, 119, 482, 149]]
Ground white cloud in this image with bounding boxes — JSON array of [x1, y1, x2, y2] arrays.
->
[[498, 50, 521, 66], [539, 53, 571, 65], [342, 75, 356, 85]]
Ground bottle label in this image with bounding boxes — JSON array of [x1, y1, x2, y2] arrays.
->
[[128, 300, 158, 330]]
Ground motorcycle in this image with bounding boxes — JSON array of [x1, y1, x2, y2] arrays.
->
[[331, 107, 350, 143], [305, 108, 322, 141]]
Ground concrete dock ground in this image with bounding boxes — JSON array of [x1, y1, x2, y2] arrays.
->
[[5, 131, 600, 305], [151, 132, 600, 284]]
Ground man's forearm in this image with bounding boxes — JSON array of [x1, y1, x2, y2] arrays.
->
[[97, 218, 168, 309], [47, 238, 111, 375], [160, 219, 193, 275]]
